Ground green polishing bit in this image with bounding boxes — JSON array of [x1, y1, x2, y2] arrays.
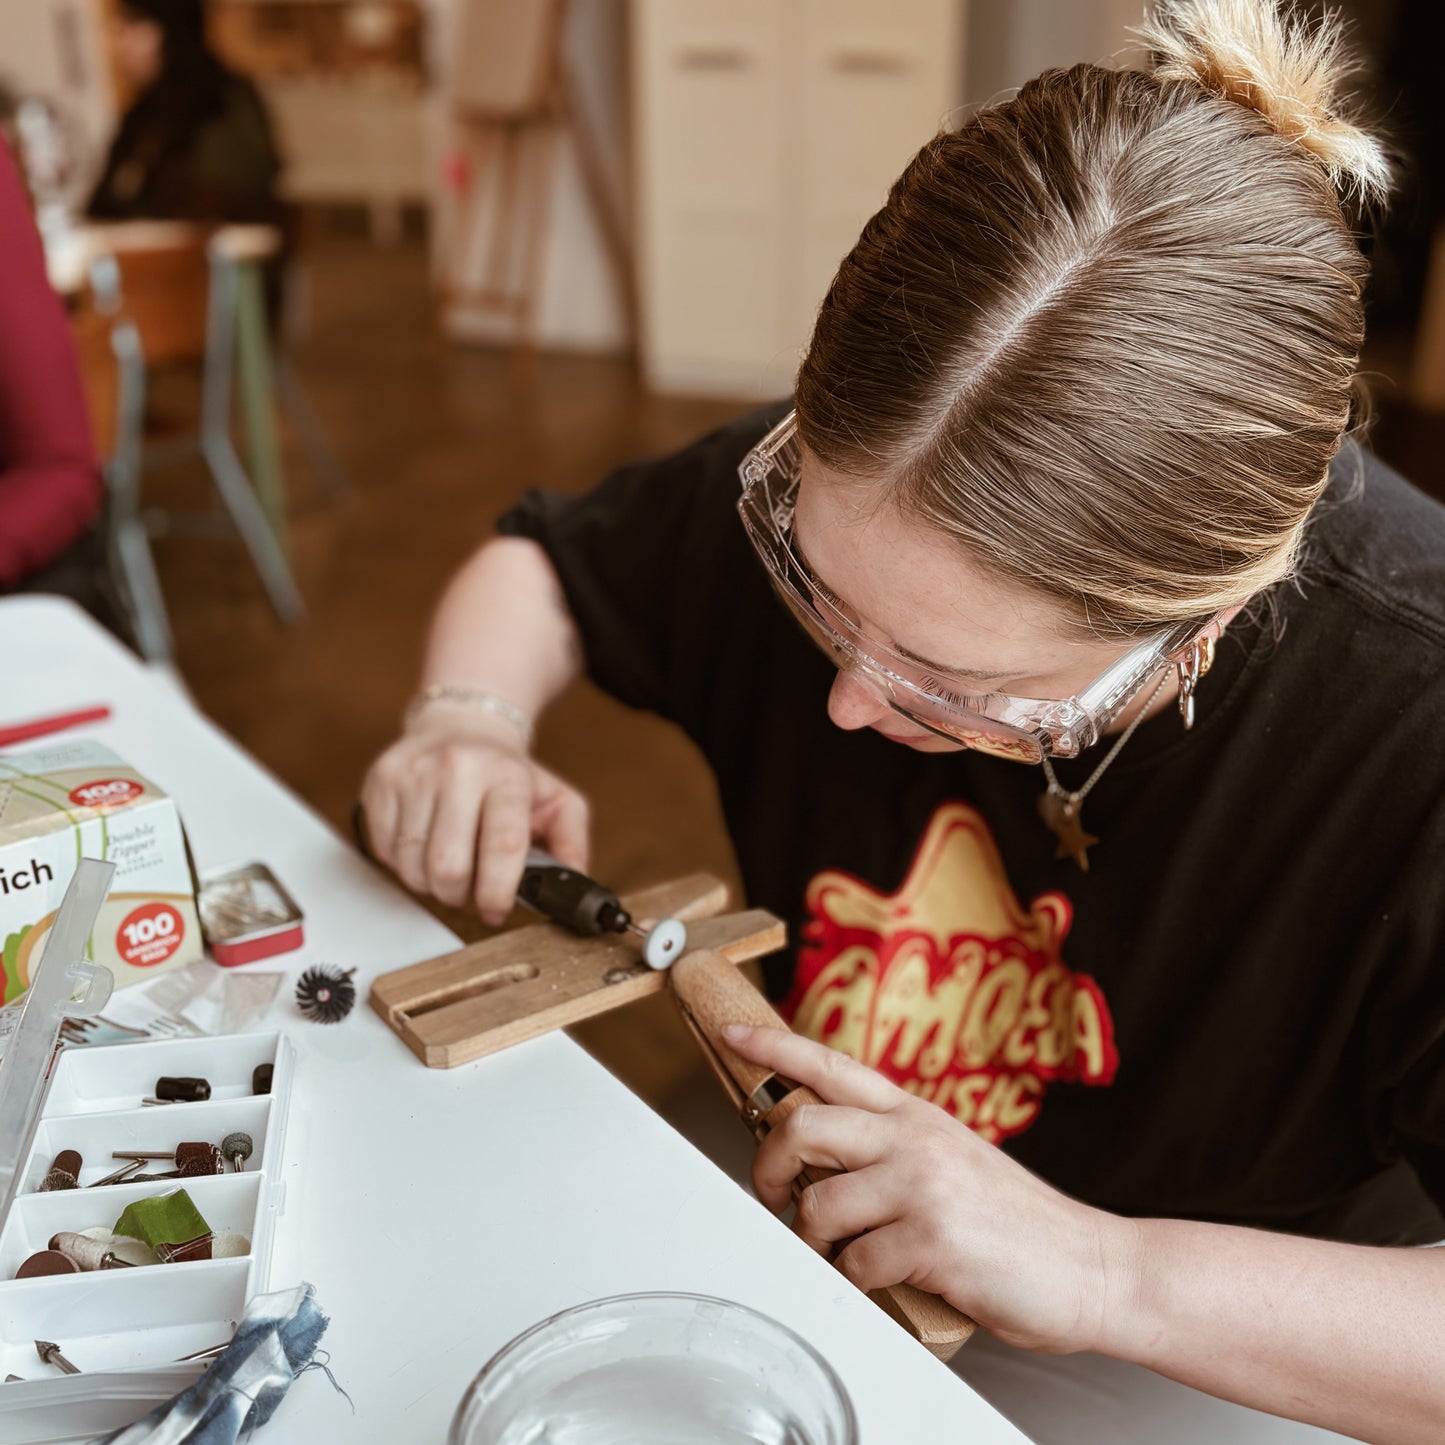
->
[[113, 1189, 211, 1249]]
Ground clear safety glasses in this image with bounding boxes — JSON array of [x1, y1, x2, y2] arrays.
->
[[737, 410, 1213, 763]]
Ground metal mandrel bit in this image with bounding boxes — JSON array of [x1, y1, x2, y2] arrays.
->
[[92, 1159, 146, 1187], [175, 1340, 232, 1362], [48, 1233, 137, 1271], [35, 1342, 80, 1375]]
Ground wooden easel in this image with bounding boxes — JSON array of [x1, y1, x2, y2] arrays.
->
[[371, 873, 977, 1360], [440, 0, 634, 360]]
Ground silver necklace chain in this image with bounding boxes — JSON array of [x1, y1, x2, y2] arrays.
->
[[1040, 669, 1172, 806]]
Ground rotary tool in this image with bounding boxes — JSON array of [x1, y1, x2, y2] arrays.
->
[[517, 849, 686, 969]]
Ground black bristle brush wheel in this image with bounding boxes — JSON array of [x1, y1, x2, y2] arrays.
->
[[294, 965, 357, 1024]]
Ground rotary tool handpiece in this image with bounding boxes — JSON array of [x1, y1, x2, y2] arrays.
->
[[518, 850, 687, 969], [518, 849, 629, 935]]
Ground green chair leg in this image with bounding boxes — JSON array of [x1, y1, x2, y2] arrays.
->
[[233, 262, 289, 555]]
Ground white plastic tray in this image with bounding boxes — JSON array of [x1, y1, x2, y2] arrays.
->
[[0, 1032, 292, 1440]]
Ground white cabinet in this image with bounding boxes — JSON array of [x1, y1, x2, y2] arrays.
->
[[633, 0, 965, 398]]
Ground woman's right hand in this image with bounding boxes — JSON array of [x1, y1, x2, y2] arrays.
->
[[359, 705, 590, 925]]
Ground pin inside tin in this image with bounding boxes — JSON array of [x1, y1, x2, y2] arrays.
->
[[197, 864, 304, 968]]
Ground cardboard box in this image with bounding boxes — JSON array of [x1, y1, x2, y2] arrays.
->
[[0, 740, 201, 1002]]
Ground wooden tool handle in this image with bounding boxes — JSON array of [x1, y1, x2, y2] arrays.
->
[[668, 947, 790, 1101], [668, 950, 976, 1360], [763, 1086, 976, 1360]]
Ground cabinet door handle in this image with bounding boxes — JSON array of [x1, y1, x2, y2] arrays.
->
[[830, 48, 913, 75], [673, 44, 754, 72]]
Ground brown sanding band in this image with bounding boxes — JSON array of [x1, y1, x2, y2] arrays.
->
[[17, 1250, 80, 1278]]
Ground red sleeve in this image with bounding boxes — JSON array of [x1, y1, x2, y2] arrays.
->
[[0, 140, 102, 585]]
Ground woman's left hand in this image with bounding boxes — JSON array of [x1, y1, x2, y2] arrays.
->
[[724, 1024, 1137, 1356]]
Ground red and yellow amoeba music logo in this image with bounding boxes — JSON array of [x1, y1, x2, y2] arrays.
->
[[782, 802, 1117, 1143]]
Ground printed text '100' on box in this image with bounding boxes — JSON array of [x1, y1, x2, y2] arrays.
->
[[0, 739, 201, 1000]]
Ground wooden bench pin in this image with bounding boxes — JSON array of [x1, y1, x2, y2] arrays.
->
[[370, 853, 976, 1360]]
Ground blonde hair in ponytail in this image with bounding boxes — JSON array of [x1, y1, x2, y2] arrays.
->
[[1136, 0, 1391, 206], [795, 0, 1388, 639]]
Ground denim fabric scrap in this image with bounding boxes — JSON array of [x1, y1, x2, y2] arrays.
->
[[97, 1282, 333, 1444]]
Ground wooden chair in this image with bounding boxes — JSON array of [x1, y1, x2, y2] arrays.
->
[[69, 292, 170, 660], [87, 230, 305, 627]]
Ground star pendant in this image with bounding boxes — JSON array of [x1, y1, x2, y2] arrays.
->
[[1037, 790, 1099, 872]]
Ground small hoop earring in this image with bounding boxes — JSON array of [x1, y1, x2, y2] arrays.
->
[[1175, 635, 1215, 730]]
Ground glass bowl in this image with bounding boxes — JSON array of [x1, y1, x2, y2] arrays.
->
[[449, 1291, 859, 1445]]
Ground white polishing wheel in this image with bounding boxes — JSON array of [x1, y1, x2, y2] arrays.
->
[[641, 918, 687, 970]]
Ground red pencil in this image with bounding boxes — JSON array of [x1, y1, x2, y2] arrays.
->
[[0, 706, 112, 749]]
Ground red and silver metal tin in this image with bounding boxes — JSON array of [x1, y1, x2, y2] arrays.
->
[[198, 862, 304, 967]]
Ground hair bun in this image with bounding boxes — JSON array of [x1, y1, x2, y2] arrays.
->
[[1134, 0, 1390, 205]]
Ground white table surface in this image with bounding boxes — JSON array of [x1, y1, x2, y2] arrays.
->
[[2, 598, 1032, 1444]]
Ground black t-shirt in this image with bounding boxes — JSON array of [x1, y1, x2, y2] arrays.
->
[[498, 405, 1445, 1248]]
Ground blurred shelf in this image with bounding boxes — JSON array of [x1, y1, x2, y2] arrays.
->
[[209, 0, 429, 212], [267, 75, 428, 205]]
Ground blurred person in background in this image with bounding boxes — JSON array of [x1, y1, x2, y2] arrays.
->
[[87, 0, 284, 233], [0, 137, 129, 642], [364, 0, 1444, 1440]]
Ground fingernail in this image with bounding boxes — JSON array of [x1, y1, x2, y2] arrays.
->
[[722, 1024, 750, 1043]]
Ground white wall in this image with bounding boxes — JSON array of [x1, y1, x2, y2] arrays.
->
[[966, 0, 1147, 104]]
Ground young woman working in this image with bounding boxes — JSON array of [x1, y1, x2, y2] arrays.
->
[[362, 3, 1445, 1439]]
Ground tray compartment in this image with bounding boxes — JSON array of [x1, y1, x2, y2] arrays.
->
[[20, 1097, 273, 1194], [42, 1034, 280, 1118], [0, 1028, 289, 1439], [0, 1257, 249, 1380], [0, 1174, 261, 1281]]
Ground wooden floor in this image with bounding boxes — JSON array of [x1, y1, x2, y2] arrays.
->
[[152, 225, 750, 1115]]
